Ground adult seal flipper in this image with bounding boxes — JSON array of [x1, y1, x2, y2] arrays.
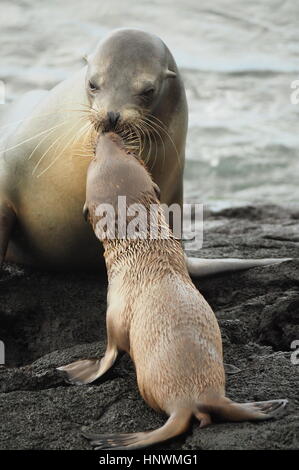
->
[[186, 256, 292, 278]]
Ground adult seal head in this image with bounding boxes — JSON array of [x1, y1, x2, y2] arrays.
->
[[84, 28, 186, 207]]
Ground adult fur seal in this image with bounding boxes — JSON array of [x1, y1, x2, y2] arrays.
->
[[58, 133, 287, 450], [0, 28, 288, 275]]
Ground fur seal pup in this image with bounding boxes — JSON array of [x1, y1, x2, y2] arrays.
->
[[0, 29, 289, 274], [58, 133, 287, 450]]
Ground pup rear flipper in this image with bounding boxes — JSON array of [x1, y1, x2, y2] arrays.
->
[[82, 409, 192, 450], [205, 398, 288, 422], [235, 399, 288, 420]]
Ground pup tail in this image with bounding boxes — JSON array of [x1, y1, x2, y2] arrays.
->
[[82, 409, 192, 450], [196, 398, 288, 426]]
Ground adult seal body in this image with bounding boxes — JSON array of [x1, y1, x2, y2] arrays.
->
[[58, 133, 287, 450], [0, 29, 288, 274], [0, 29, 186, 271]]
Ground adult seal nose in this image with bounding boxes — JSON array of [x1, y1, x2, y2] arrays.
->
[[107, 111, 120, 130]]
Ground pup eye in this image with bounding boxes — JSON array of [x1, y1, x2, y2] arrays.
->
[[89, 81, 99, 92]]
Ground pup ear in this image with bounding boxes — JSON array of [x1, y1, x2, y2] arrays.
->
[[165, 69, 177, 79]]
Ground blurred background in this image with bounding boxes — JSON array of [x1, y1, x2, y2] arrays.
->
[[0, 0, 298, 206]]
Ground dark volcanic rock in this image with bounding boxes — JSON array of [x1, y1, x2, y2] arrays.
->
[[0, 203, 298, 450]]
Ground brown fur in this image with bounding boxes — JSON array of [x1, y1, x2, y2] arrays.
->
[[58, 133, 288, 450]]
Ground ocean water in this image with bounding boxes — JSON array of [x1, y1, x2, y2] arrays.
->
[[0, 0, 298, 205]]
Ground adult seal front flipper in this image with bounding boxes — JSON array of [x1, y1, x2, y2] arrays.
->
[[0, 203, 16, 270], [186, 256, 292, 278]]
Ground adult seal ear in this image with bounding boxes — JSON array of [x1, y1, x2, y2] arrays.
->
[[0, 28, 290, 274]]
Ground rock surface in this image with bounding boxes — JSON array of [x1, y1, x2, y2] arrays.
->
[[0, 203, 298, 450]]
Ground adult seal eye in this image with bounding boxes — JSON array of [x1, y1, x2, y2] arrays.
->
[[89, 81, 99, 92], [140, 87, 155, 99]]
